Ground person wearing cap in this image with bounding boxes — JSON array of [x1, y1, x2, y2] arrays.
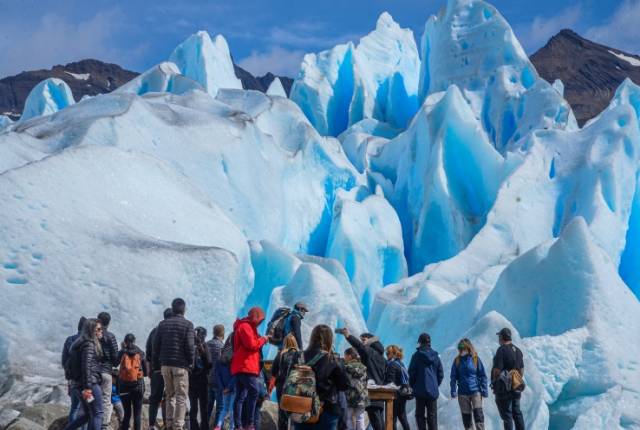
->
[[286, 301, 309, 350], [491, 328, 525, 430], [408, 333, 443, 430]]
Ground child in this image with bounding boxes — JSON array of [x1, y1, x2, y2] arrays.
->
[[111, 372, 125, 425], [343, 348, 369, 430], [213, 350, 235, 430]]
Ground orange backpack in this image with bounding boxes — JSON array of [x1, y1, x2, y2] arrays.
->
[[119, 353, 143, 383]]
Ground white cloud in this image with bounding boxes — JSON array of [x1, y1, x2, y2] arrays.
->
[[238, 46, 306, 77], [586, 0, 640, 53], [516, 6, 582, 53], [0, 9, 144, 77]]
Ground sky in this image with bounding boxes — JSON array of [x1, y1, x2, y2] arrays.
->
[[0, 0, 637, 79]]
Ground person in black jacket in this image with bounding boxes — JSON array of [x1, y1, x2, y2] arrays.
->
[[293, 325, 349, 430], [206, 324, 225, 424], [62, 317, 87, 428], [153, 298, 195, 430], [385, 345, 410, 430], [491, 328, 525, 430], [117, 334, 147, 430], [271, 333, 299, 430], [408, 333, 443, 430], [97, 312, 119, 430], [336, 328, 386, 430], [63, 318, 105, 430], [146, 308, 172, 430], [189, 327, 212, 430]]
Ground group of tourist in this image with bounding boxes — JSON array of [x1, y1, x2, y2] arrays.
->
[[61, 298, 526, 430]]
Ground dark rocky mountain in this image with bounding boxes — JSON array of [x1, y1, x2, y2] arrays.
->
[[0, 59, 138, 120], [530, 29, 640, 126], [0, 60, 293, 120]]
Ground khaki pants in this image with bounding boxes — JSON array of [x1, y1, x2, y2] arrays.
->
[[101, 372, 113, 430], [161, 366, 189, 430], [458, 393, 484, 430]]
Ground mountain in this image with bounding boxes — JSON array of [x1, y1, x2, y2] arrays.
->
[[0, 60, 293, 120], [530, 29, 640, 126], [0, 59, 138, 120]]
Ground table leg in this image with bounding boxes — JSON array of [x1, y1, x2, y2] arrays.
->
[[385, 399, 394, 430]]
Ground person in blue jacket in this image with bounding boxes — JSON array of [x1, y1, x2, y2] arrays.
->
[[450, 339, 488, 430], [408, 333, 443, 430]]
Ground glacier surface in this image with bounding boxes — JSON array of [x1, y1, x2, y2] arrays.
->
[[1, 0, 639, 427]]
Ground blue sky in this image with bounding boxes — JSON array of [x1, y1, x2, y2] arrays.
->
[[0, 0, 637, 78]]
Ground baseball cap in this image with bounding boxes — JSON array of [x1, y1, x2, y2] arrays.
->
[[496, 327, 512, 340]]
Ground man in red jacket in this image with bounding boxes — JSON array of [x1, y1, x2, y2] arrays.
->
[[231, 307, 269, 430]]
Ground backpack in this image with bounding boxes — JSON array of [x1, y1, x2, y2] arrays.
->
[[345, 361, 369, 408], [280, 351, 326, 424], [65, 343, 82, 382], [220, 332, 234, 365], [119, 353, 143, 383], [390, 360, 414, 400], [266, 307, 292, 345]]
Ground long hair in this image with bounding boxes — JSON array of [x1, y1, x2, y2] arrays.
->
[[386, 344, 404, 360], [307, 325, 333, 353], [82, 318, 103, 358], [283, 333, 299, 352], [455, 338, 477, 364]]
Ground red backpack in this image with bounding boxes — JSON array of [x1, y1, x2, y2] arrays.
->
[[119, 353, 143, 383]]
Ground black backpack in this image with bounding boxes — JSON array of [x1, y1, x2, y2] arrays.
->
[[65, 342, 83, 382], [266, 307, 292, 345]]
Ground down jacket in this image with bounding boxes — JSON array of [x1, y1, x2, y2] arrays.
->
[[71, 337, 102, 389], [152, 314, 195, 370], [98, 329, 119, 374]]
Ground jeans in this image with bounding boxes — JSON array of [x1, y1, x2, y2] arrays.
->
[[415, 396, 437, 430], [162, 366, 190, 430], [393, 397, 410, 430], [112, 401, 124, 424], [495, 393, 525, 430], [121, 388, 143, 430], [345, 407, 365, 430], [207, 386, 219, 424], [64, 384, 104, 430], [233, 373, 260, 429], [69, 386, 88, 430], [188, 382, 209, 430], [366, 406, 384, 430], [148, 371, 165, 428], [458, 394, 484, 430], [100, 373, 113, 430], [293, 410, 339, 430], [214, 391, 235, 428]]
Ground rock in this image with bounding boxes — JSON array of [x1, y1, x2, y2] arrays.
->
[[259, 400, 278, 430], [0, 409, 20, 430], [19, 405, 67, 429], [6, 418, 44, 430], [46, 417, 67, 430]]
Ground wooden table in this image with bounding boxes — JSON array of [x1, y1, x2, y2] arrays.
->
[[368, 387, 397, 430]]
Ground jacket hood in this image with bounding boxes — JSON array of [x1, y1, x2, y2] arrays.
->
[[363, 336, 384, 354], [247, 307, 266, 327], [416, 346, 439, 364]]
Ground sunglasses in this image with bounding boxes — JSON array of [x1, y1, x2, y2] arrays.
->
[[96, 327, 104, 332]]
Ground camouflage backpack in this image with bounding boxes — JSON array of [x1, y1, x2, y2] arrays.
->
[[345, 361, 369, 409], [280, 351, 326, 424]]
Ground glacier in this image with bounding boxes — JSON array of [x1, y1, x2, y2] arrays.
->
[[1, 0, 640, 428]]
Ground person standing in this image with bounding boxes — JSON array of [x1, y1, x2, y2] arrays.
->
[[450, 339, 488, 430], [385, 345, 410, 430], [146, 308, 172, 430], [62, 317, 87, 430], [97, 312, 118, 430], [285, 302, 308, 350], [212, 334, 235, 430], [271, 333, 299, 430], [206, 324, 225, 424], [153, 298, 195, 430], [408, 333, 443, 430], [343, 348, 368, 430], [189, 327, 212, 430], [231, 307, 269, 430], [63, 319, 105, 430], [491, 328, 525, 430], [336, 328, 386, 430], [117, 334, 147, 430]]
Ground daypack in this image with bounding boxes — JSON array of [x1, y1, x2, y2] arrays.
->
[[65, 342, 83, 382], [345, 361, 369, 408], [497, 345, 526, 393], [220, 332, 234, 365], [119, 353, 143, 383], [280, 351, 326, 424], [266, 307, 292, 345]]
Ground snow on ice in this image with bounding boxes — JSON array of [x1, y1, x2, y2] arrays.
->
[[1, 0, 639, 427]]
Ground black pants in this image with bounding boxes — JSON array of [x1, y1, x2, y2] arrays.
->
[[366, 405, 384, 430], [121, 388, 143, 430], [276, 386, 288, 430], [148, 371, 164, 427], [496, 393, 525, 430], [415, 396, 437, 430], [188, 382, 209, 430], [393, 397, 410, 430]]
